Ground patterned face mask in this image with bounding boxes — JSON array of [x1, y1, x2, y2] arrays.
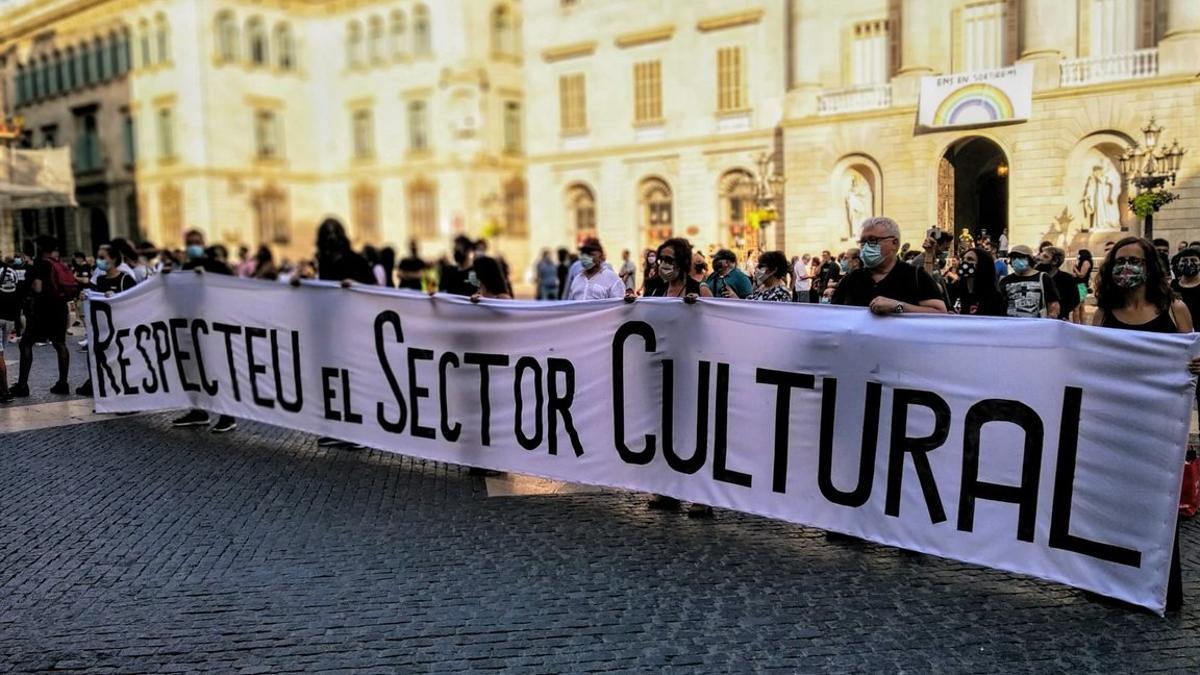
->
[[1113, 262, 1145, 289], [957, 262, 976, 278]]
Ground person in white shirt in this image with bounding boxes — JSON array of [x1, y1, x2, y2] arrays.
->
[[565, 238, 626, 301]]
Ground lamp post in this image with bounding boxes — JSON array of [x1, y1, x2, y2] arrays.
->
[[733, 152, 786, 254], [1119, 117, 1186, 240]]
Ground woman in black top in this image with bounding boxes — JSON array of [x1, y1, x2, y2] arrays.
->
[[1072, 249, 1094, 324], [637, 238, 713, 300], [627, 237, 713, 517], [947, 247, 1005, 316], [1093, 236, 1200, 613], [93, 244, 137, 296]]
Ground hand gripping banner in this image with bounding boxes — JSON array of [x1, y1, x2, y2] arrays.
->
[[85, 274, 1197, 612]]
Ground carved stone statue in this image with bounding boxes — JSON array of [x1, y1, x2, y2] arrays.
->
[[843, 173, 871, 239], [1081, 163, 1120, 231]]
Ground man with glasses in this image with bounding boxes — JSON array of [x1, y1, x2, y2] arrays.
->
[[830, 216, 947, 315]]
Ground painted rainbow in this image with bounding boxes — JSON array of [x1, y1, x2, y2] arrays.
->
[[932, 83, 1016, 126]]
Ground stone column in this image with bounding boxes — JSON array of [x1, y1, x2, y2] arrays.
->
[[891, 0, 947, 104], [1160, 0, 1200, 76], [1019, 0, 1076, 90]]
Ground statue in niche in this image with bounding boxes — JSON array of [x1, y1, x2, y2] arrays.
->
[[843, 173, 872, 240], [1080, 163, 1121, 232]]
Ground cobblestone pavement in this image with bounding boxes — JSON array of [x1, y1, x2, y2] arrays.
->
[[2, 357, 1199, 672]]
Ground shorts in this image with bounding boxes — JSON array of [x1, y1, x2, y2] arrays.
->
[[21, 303, 68, 345], [0, 319, 7, 353], [1077, 283, 1088, 302]]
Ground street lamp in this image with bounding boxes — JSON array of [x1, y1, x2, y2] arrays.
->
[[1120, 116, 1187, 239]]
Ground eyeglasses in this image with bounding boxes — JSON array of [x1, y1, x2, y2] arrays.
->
[[858, 236, 897, 246], [1114, 257, 1145, 266], [657, 255, 676, 265]]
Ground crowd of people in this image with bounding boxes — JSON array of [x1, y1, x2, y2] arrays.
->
[[1, 213, 1195, 611]]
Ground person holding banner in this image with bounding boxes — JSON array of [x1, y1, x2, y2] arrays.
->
[[169, 230, 238, 434], [747, 251, 794, 303], [1093, 236, 1200, 613], [636, 238, 712, 302], [946, 247, 1006, 316], [830, 217, 947, 315], [469, 256, 513, 302], [565, 238, 626, 301]]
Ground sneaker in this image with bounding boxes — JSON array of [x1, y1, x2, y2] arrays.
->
[[10, 383, 29, 398], [75, 380, 93, 396], [171, 410, 211, 427], [317, 436, 345, 447], [647, 495, 681, 511], [211, 416, 238, 434], [49, 381, 70, 395]]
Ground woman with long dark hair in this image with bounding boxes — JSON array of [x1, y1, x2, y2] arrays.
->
[[379, 246, 397, 288], [314, 218, 374, 285], [639, 238, 713, 301], [1093, 236, 1200, 613], [947, 247, 1005, 316], [469, 256, 513, 301], [1072, 249, 1094, 324]]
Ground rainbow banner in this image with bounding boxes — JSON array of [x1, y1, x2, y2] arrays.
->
[[918, 64, 1033, 130]]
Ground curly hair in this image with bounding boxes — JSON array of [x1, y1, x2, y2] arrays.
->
[[757, 250, 790, 280], [1095, 236, 1174, 313]]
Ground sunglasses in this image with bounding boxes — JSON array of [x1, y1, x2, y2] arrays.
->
[[658, 255, 677, 265]]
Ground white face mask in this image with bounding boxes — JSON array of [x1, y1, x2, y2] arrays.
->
[[580, 253, 596, 271]]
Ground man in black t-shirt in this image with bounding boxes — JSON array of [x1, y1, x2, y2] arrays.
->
[[831, 217, 947, 315], [815, 250, 842, 302], [11, 236, 73, 397], [397, 240, 426, 291], [1038, 247, 1079, 320]]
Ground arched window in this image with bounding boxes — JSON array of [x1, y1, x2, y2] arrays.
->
[[368, 16, 384, 65], [503, 176, 527, 236], [108, 30, 122, 76], [93, 37, 107, 81], [61, 48, 75, 91], [389, 11, 407, 61], [565, 184, 596, 243], [216, 11, 238, 62], [274, 23, 295, 70], [155, 13, 170, 64], [639, 177, 673, 242], [412, 5, 431, 56], [48, 51, 62, 95], [719, 169, 756, 244], [117, 28, 131, 74], [347, 21, 364, 67], [254, 186, 290, 245], [247, 17, 268, 66], [407, 179, 438, 238], [138, 19, 152, 68], [490, 5, 518, 57]]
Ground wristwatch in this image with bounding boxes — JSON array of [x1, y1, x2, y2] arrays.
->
[[891, 302, 905, 315]]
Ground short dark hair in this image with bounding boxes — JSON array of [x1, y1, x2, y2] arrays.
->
[[580, 237, 602, 254], [757, 250, 789, 279], [35, 235, 59, 256], [1153, 238, 1170, 249], [713, 249, 737, 264]]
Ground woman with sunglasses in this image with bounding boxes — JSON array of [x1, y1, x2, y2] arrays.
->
[[1093, 236, 1200, 613], [634, 238, 713, 301], [625, 237, 713, 517]]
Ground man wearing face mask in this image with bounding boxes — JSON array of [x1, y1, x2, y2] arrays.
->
[[168, 230, 239, 433], [999, 244, 1060, 319], [830, 216, 947, 315], [565, 238, 626, 300], [705, 249, 752, 299], [1036, 247, 1080, 320]]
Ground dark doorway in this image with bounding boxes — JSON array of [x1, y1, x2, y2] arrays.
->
[[938, 137, 1008, 246], [89, 207, 110, 252]]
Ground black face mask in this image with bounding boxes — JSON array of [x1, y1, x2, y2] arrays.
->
[[957, 262, 976, 278], [1035, 262, 1053, 272], [1180, 262, 1200, 278]]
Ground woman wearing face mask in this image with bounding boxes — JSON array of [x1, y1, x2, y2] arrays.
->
[[690, 252, 709, 284], [1072, 249, 1094, 324], [469, 256, 513, 302], [747, 251, 794, 302], [637, 238, 713, 301], [947, 247, 1005, 316], [1092, 236, 1200, 614]]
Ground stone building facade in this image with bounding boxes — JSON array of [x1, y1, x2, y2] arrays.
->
[[1, 0, 527, 267]]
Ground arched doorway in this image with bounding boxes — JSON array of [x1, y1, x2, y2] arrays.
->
[[938, 137, 1008, 247], [565, 183, 596, 246], [638, 177, 673, 247]]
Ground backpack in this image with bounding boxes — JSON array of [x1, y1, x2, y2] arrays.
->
[[47, 258, 80, 301]]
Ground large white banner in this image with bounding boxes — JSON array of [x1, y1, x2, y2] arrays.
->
[[918, 63, 1034, 130], [86, 275, 1195, 612]]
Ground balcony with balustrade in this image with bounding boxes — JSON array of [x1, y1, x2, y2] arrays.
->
[[816, 84, 892, 116], [1059, 48, 1159, 87]]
